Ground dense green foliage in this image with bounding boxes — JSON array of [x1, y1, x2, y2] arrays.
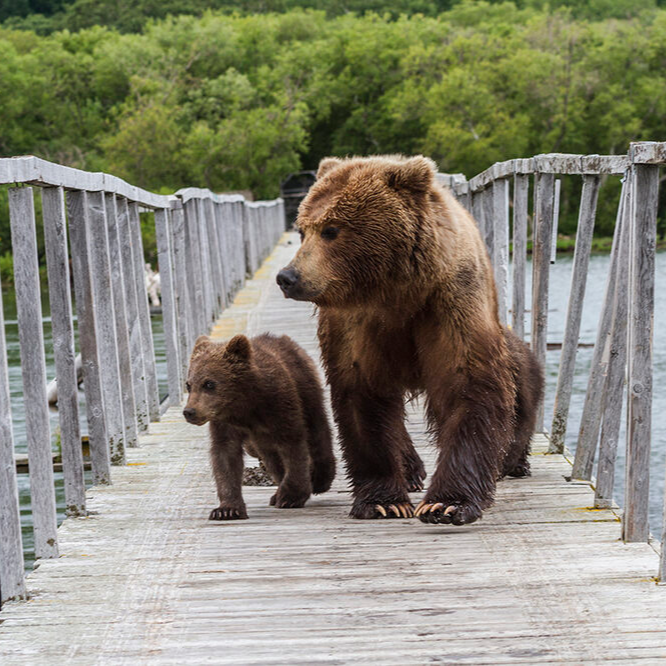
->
[[1, 0, 666, 257]]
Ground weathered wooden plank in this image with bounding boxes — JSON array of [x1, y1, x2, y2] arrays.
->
[[530, 172, 555, 429], [155, 207, 182, 407], [571, 181, 627, 480], [213, 202, 232, 306], [169, 200, 193, 380], [116, 198, 149, 433], [105, 194, 139, 449], [482, 186, 495, 260], [595, 186, 630, 509], [183, 198, 206, 336], [66, 191, 111, 484], [624, 163, 659, 543], [511, 174, 529, 340], [549, 175, 600, 453], [86, 191, 126, 465], [471, 189, 485, 238], [492, 178, 509, 324], [550, 178, 561, 264], [9, 187, 59, 559], [203, 198, 226, 314], [128, 202, 160, 422], [0, 274, 26, 604], [195, 198, 216, 325], [41, 187, 86, 515]]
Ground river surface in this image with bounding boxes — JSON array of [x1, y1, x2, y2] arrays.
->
[[5, 251, 666, 569]]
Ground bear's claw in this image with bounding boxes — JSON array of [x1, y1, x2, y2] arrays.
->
[[414, 500, 480, 525], [209, 506, 248, 521], [350, 501, 414, 519]]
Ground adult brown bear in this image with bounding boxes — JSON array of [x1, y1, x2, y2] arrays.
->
[[277, 155, 543, 525]]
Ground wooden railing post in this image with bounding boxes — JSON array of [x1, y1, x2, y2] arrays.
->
[[86, 191, 126, 464], [183, 199, 207, 336], [623, 158, 659, 543], [116, 198, 149, 432], [530, 171, 555, 430], [155, 207, 182, 406], [105, 194, 138, 449], [0, 252, 26, 606], [67, 191, 111, 483], [511, 172, 529, 340], [549, 174, 601, 453], [203, 197, 226, 314], [42, 186, 86, 514], [128, 202, 160, 422], [9, 187, 59, 559], [571, 181, 627, 480], [492, 177, 510, 324]]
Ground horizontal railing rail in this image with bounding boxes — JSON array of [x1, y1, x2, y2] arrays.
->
[[0, 156, 284, 605], [441, 141, 664, 580]]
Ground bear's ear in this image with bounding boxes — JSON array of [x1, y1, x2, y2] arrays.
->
[[385, 156, 437, 192], [192, 335, 212, 356], [224, 335, 252, 362], [316, 157, 343, 180]]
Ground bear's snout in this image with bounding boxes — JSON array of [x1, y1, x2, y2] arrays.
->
[[183, 407, 204, 425], [276, 266, 300, 297]]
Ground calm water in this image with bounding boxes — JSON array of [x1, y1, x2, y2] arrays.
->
[[6, 252, 666, 568], [2, 289, 168, 570]]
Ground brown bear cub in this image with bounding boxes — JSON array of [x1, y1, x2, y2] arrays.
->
[[277, 154, 543, 525], [183, 333, 336, 520]]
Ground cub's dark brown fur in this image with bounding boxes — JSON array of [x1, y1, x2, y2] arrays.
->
[[183, 333, 336, 520], [277, 154, 544, 525]]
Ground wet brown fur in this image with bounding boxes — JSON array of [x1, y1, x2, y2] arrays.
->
[[183, 333, 336, 520], [278, 154, 544, 524]]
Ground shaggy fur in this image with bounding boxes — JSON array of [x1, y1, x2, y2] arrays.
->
[[277, 154, 543, 524], [183, 333, 336, 520]]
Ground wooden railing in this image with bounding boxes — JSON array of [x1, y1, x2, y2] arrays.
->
[[0, 157, 284, 604], [441, 141, 665, 580]]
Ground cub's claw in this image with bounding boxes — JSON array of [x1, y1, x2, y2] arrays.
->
[[351, 502, 414, 519], [209, 506, 248, 521]]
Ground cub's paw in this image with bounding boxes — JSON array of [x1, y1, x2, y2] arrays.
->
[[403, 451, 427, 492], [505, 461, 531, 478], [414, 500, 481, 526], [349, 500, 414, 520], [270, 489, 310, 509], [209, 504, 248, 521]]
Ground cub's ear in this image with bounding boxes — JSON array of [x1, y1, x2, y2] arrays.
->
[[385, 156, 437, 192], [192, 335, 212, 356], [316, 157, 343, 180], [224, 335, 252, 362]]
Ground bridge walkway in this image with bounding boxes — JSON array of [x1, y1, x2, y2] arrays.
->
[[0, 233, 664, 664]]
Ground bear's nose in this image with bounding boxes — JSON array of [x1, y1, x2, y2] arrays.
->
[[276, 267, 299, 294], [183, 407, 197, 422]]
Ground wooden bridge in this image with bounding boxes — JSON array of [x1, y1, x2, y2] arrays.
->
[[1, 144, 666, 662]]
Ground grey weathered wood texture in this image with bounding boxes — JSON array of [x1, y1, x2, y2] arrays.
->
[[104, 194, 139, 449], [117, 198, 149, 433], [492, 178, 509, 324], [550, 178, 561, 264], [571, 182, 627, 481], [550, 175, 600, 453], [595, 188, 630, 510], [155, 207, 182, 406], [623, 163, 659, 543], [86, 191, 126, 465], [1, 235, 665, 663], [530, 172, 555, 429], [67, 191, 111, 485], [0, 274, 26, 603], [41, 187, 86, 515], [511, 173, 529, 340], [128, 202, 160, 422], [9, 187, 59, 560]]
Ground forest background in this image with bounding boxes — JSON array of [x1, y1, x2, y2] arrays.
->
[[1, 0, 666, 271]]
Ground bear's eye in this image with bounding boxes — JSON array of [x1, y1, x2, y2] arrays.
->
[[185, 382, 191, 393], [202, 380, 216, 391], [321, 226, 339, 241]]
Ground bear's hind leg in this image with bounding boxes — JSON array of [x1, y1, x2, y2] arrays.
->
[[400, 429, 427, 492], [332, 387, 413, 519], [271, 438, 313, 509]]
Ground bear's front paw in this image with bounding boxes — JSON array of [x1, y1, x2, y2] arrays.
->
[[349, 500, 414, 520], [505, 461, 531, 478], [209, 504, 248, 521], [414, 500, 481, 525], [270, 488, 309, 509]]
